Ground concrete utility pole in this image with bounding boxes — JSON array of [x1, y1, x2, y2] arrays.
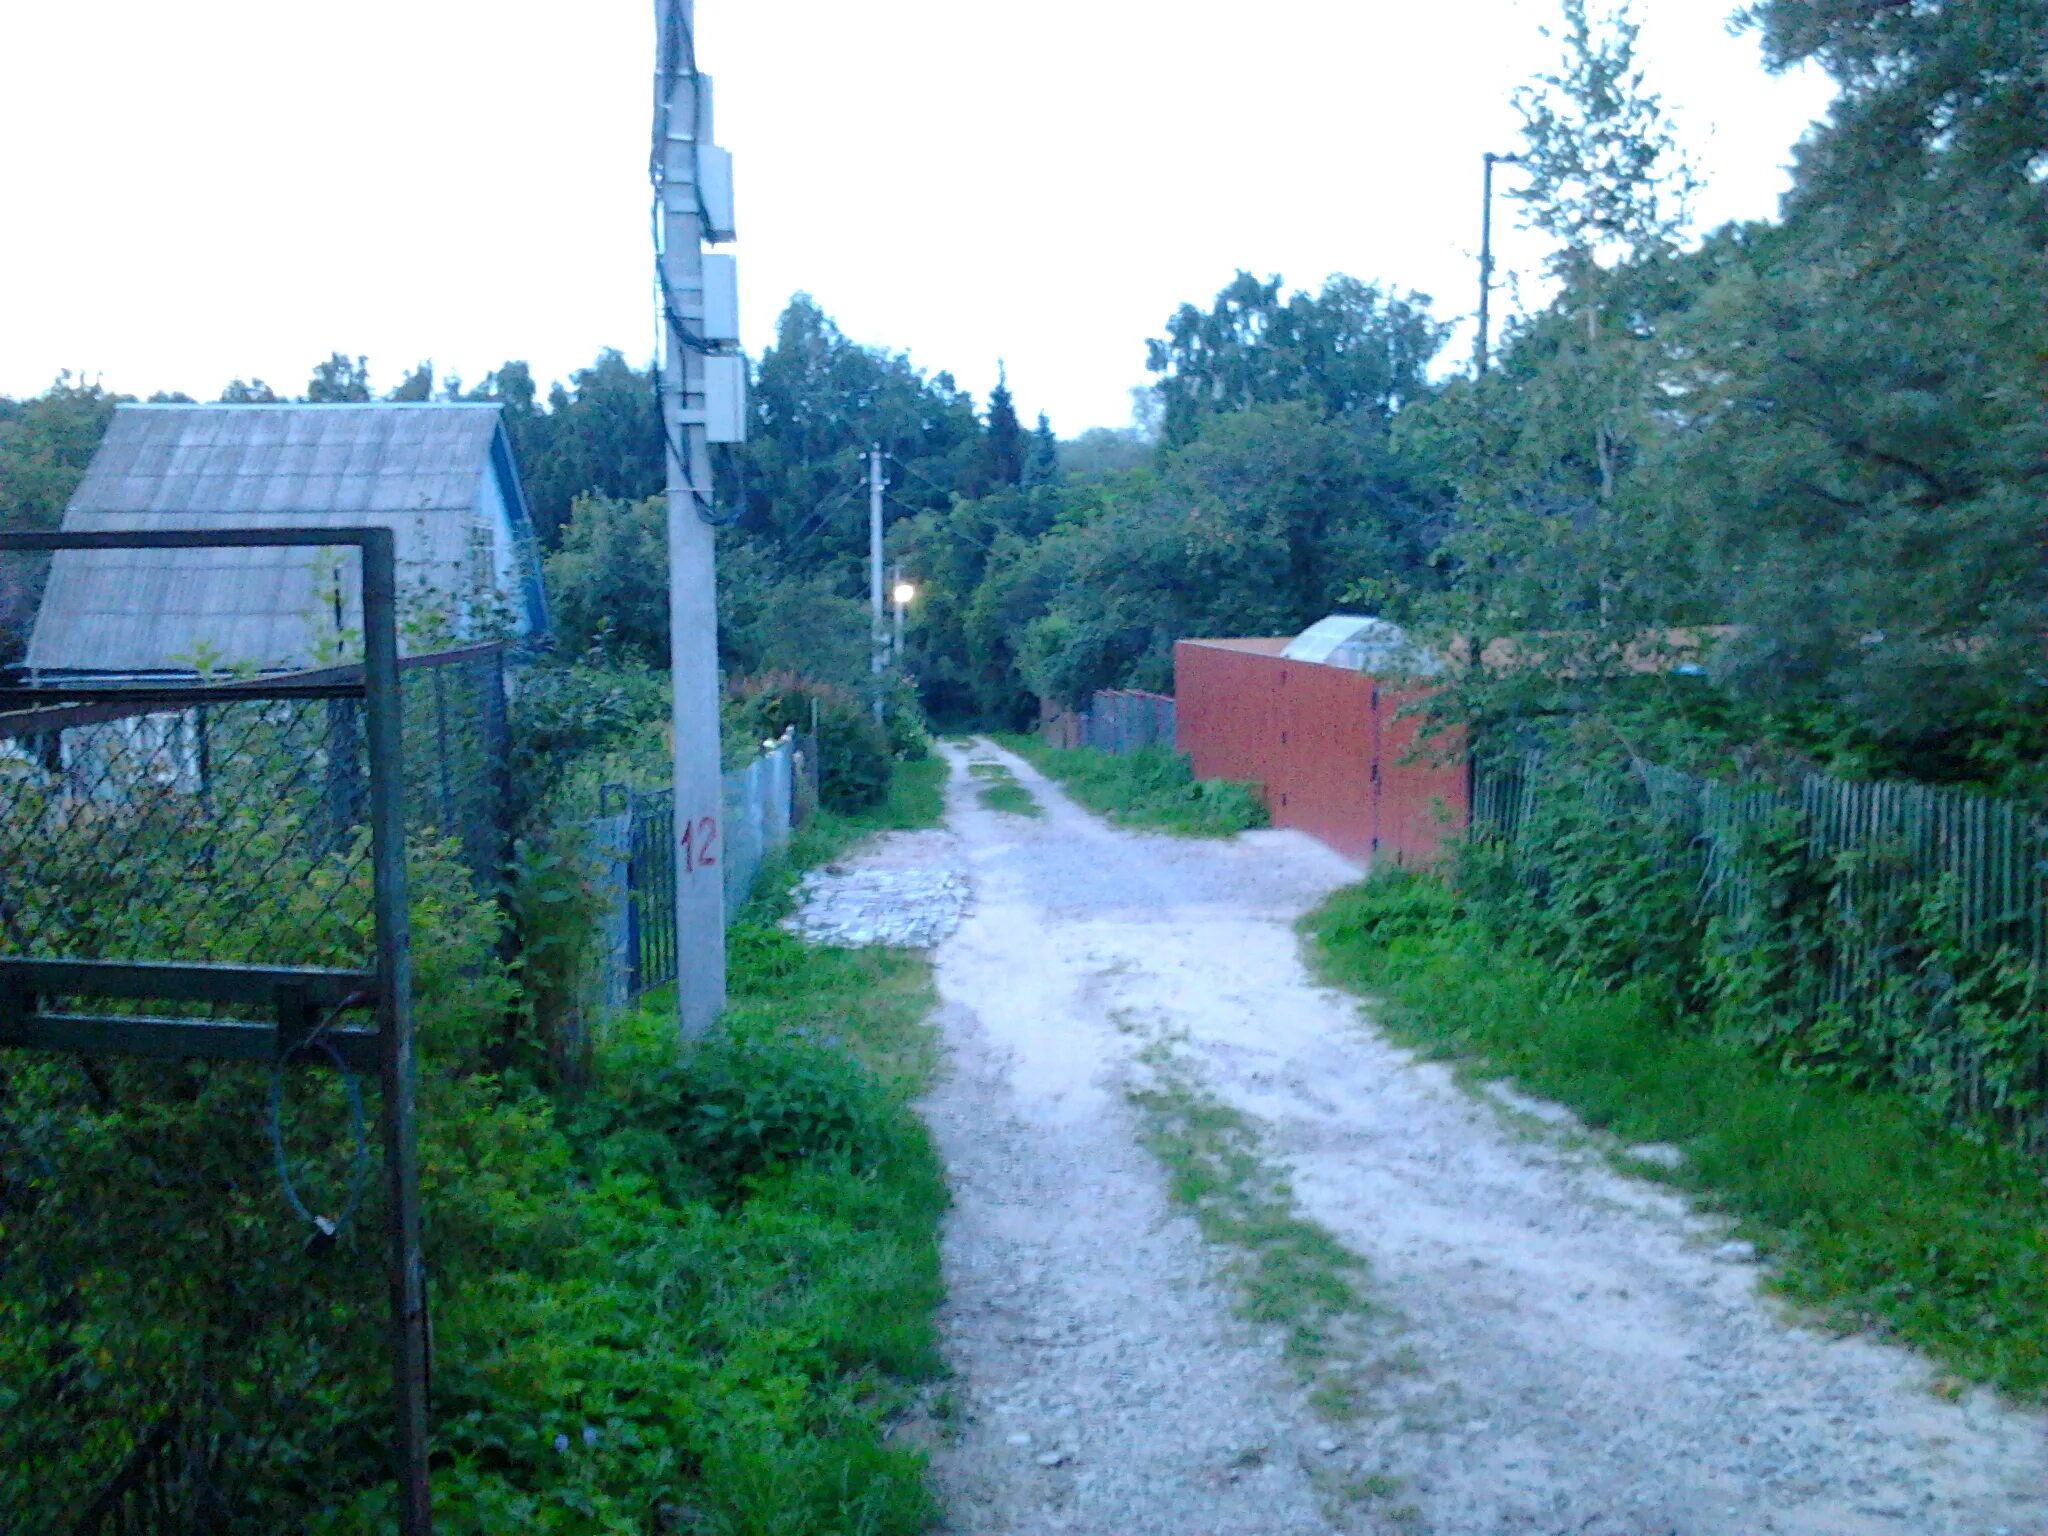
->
[[868, 443, 887, 722], [892, 562, 906, 664], [655, 0, 724, 1035], [1476, 150, 1520, 374]]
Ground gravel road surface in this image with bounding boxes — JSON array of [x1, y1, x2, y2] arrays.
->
[[862, 740, 2048, 1535]]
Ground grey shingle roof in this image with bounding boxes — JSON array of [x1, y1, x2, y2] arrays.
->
[[26, 403, 538, 674]]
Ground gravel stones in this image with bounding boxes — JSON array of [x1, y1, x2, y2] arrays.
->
[[911, 737, 2048, 1536], [783, 866, 969, 949]]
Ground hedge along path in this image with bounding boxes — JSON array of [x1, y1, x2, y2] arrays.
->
[[913, 738, 2048, 1536]]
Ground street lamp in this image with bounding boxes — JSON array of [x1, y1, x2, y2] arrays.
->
[[891, 573, 916, 664], [1477, 150, 1522, 374]]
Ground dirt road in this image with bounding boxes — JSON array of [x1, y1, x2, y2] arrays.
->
[[907, 738, 2048, 1535]]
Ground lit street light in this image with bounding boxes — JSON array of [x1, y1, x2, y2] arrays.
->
[[892, 572, 916, 664]]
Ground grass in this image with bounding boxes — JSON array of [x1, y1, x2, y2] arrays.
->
[[1303, 873, 2048, 1400], [994, 736, 1265, 837], [854, 752, 947, 835], [415, 757, 954, 1533], [1125, 1038, 1383, 1421], [966, 760, 1042, 818]]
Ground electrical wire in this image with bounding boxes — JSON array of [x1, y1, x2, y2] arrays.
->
[[267, 996, 373, 1243], [781, 473, 868, 551], [885, 452, 961, 504], [885, 491, 1012, 559], [881, 456, 1016, 558]]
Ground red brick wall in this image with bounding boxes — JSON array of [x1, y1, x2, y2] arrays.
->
[[1173, 639, 1467, 867]]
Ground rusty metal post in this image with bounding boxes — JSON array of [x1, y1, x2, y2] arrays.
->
[[360, 529, 433, 1533]]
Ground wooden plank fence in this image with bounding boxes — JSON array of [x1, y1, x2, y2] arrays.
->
[[1472, 753, 2048, 1151]]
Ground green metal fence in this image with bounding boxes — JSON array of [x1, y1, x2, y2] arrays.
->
[[587, 730, 815, 1006], [0, 533, 516, 1533], [1472, 752, 2048, 1150]]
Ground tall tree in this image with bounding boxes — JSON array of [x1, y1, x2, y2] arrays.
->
[[1022, 411, 1060, 490], [979, 364, 1024, 490], [304, 353, 371, 403], [1145, 272, 1446, 448], [388, 361, 434, 402], [740, 294, 983, 566]]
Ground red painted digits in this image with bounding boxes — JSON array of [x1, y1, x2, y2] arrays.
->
[[680, 814, 720, 874]]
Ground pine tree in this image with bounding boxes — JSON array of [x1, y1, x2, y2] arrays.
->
[[983, 364, 1024, 487], [1022, 411, 1059, 489]]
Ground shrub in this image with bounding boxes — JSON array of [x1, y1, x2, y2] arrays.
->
[[675, 1027, 891, 1197], [508, 657, 669, 823], [506, 822, 613, 1089], [880, 673, 933, 763], [725, 673, 891, 814]]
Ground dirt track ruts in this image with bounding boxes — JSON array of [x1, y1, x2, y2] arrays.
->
[[897, 738, 2048, 1535]]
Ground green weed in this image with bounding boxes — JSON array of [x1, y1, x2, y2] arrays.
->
[[1303, 873, 2048, 1399], [1125, 1041, 1379, 1418], [968, 761, 1043, 818], [994, 737, 1265, 837]]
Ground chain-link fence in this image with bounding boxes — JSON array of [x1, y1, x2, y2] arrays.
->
[[0, 641, 506, 997], [0, 533, 509, 1533]]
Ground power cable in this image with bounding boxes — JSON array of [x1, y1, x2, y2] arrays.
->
[[885, 492, 1012, 560], [267, 995, 373, 1247], [885, 453, 961, 504], [782, 473, 868, 551]]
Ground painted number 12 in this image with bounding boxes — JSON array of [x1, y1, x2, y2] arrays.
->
[[680, 815, 719, 874]]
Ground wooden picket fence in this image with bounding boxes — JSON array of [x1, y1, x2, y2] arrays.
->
[[1472, 753, 2048, 1149]]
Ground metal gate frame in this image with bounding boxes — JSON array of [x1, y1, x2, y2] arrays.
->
[[0, 529, 433, 1534]]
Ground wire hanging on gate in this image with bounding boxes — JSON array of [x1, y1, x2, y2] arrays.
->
[[267, 996, 372, 1244]]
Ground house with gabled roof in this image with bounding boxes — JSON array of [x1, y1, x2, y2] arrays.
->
[[24, 401, 549, 680]]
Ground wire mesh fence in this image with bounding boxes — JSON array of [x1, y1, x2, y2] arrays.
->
[[1472, 751, 2048, 1151], [0, 533, 508, 1533], [0, 644, 507, 985]]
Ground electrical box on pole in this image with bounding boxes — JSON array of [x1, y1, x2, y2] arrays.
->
[[704, 355, 747, 443], [703, 254, 740, 341], [698, 146, 737, 242], [653, 0, 733, 1036]]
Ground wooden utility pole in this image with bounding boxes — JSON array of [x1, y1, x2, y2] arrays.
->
[[655, 0, 725, 1034]]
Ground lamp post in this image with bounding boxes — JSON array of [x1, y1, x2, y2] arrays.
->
[[1477, 150, 1521, 374], [891, 571, 916, 665]]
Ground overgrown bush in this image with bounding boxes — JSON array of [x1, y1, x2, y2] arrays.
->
[[1463, 747, 2048, 1150], [506, 821, 613, 1089], [880, 672, 933, 763], [725, 673, 892, 814], [507, 656, 669, 823], [1458, 755, 1708, 1008]]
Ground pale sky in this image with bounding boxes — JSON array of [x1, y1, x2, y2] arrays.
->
[[0, 2, 1833, 434]]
